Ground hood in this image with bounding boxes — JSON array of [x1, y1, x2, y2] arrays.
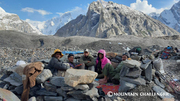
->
[[98, 49, 106, 59], [96, 49, 111, 69]]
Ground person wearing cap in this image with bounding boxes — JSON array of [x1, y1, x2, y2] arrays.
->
[[67, 53, 85, 69], [47, 49, 70, 76], [80, 49, 96, 71], [98, 53, 131, 84]]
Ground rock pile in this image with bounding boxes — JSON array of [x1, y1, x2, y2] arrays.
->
[[0, 46, 180, 101], [0, 65, 105, 101], [105, 51, 180, 100]]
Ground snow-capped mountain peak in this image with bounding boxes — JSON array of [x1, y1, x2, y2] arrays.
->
[[27, 8, 86, 35], [34, 12, 73, 35], [149, 12, 160, 19], [0, 7, 6, 14], [0, 7, 42, 35], [150, 1, 180, 33]]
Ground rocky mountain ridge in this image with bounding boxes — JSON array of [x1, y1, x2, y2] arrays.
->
[[55, 1, 180, 38]]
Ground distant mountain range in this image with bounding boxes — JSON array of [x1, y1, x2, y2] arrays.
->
[[1, 1, 180, 37], [26, 7, 86, 35], [54, 1, 179, 38], [149, 1, 180, 33], [0, 7, 42, 35]]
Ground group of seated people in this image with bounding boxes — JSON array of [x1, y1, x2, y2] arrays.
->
[[47, 48, 133, 85]]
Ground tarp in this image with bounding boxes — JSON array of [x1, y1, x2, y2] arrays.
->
[[62, 51, 84, 55]]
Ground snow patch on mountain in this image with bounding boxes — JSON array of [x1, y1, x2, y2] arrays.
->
[[0, 7, 6, 14], [0, 7, 42, 35], [159, 10, 177, 28], [149, 1, 180, 33], [27, 7, 86, 35]]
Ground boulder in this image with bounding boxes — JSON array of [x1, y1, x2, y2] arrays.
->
[[44, 81, 57, 92], [4, 72, 22, 86], [118, 80, 137, 92], [28, 97, 36, 101], [0, 74, 9, 81], [141, 60, 151, 70], [36, 96, 43, 101], [153, 85, 174, 99], [177, 60, 180, 64], [61, 86, 74, 91], [0, 88, 20, 101], [148, 54, 155, 60], [75, 84, 89, 91], [131, 55, 141, 61], [36, 89, 57, 96], [123, 60, 141, 68], [50, 76, 65, 87], [57, 70, 66, 77], [14, 85, 23, 94], [30, 85, 41, 96], [0, 81, 7, 88], [3, 84, 10, 89], [121, 77, 146, 86], [14, 64, 28, 76], [145, 63, 152, 82], [125, 69, 142, 78], [36, 69, 52, 84], [56, 88, 67, 98], [88, 81, 99, 89], [64, 69, 98, 87], [44, 96, 63, 101], [154, 77, 165, 89], [8, 85, 16, 90], [67, 87, 99, 100], [65, 98, 81, 101]]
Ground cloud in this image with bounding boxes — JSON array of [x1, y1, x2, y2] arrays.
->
[[21, 7, 52, 15], [174, 0, 179, 3], [130, 0, 167, 14], [56, 12, 64, 16], [56, 6, 87, 19]]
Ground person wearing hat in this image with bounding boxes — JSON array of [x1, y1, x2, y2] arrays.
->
[[67, 53, 85, 69], [80, 49, 96, 71], [47, 49, 70, 76], [98, 53, 131, 84]]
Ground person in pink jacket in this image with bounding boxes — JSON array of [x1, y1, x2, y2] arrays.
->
[[95, 49, 113, 84], [96, 49, 130, 84]]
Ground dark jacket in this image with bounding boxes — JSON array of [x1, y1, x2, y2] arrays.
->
[[47, 57, 69, 74], [67, 60, 76, 68], [80, 54, 95, 67]]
